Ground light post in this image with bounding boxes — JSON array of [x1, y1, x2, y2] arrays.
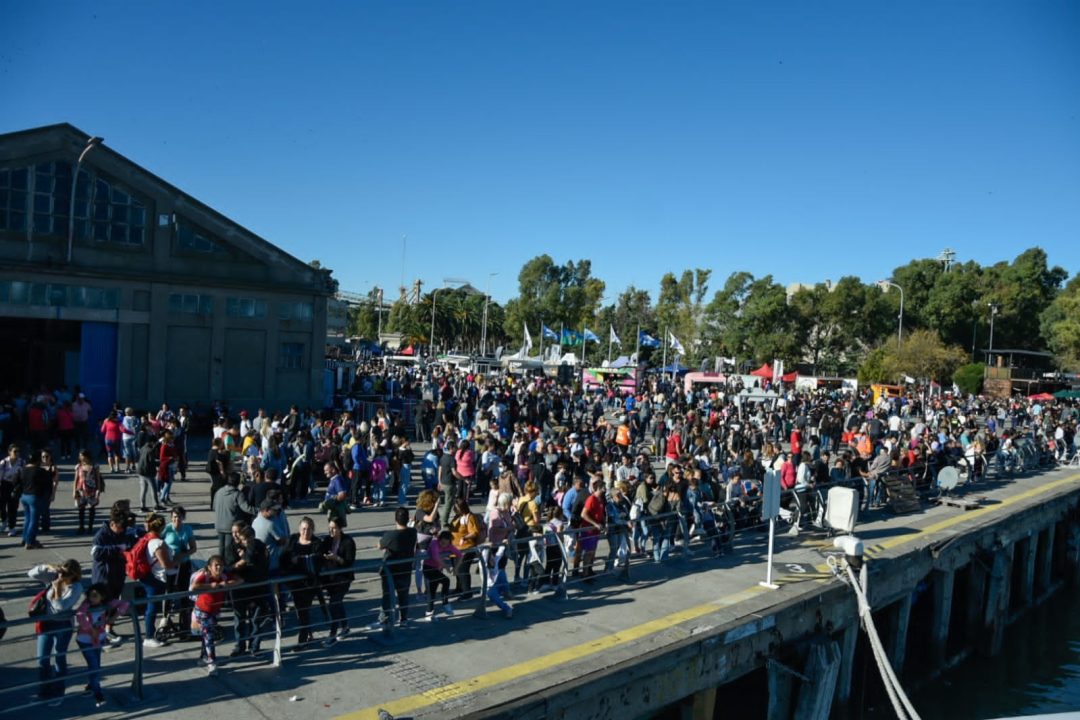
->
[[429, 286, 442, 356], [429, 278, 468, 356], [375, 287, 384, 340], [877, 280, 905, 348], [988, 303, 999, 361], [479, 271, 498, 357], [67, 135, 103, 262]]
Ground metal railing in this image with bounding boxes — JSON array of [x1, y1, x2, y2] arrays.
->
[[0, 451, 1068, 710]]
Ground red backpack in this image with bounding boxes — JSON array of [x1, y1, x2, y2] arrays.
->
[[124, 532, 158, 581]]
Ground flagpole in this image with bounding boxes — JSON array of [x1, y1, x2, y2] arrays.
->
[[607, 326, 612, 364], [582, 327, 588, 368], [635, 322, 641, 362], [538, 319, 543, 360], [661, 327, 668, 385]]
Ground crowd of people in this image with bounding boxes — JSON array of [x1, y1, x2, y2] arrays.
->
[[5, 364, 1078, 709]]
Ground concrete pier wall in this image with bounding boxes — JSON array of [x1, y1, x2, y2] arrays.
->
[[469, 480, 1080, 720]]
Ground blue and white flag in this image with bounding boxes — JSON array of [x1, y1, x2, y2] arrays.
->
[[583, 328, 600, 343], [523, 323, 533, 352], [669, 332, 686, 355], [638, 330, 661, 348], [541, 324, 559, 341], [609, 326, 621, 346]]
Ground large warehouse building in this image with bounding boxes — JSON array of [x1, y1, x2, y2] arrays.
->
[[0, 123, 333, 417]]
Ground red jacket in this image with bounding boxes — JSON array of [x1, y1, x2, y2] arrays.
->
[[157, 442, 177, 480]]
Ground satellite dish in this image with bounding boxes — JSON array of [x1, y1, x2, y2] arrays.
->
[[937, 466, 960, 492]]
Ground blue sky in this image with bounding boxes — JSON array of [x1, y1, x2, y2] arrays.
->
[[2, 1, 1078, 303]]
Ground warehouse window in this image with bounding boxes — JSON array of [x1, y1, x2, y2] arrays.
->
[[168, 293, 214, 316], [278, 301, 313, 322], [226, 297, 267, 318], [280, 342, 305, 370], [177, 220, 229, 255]]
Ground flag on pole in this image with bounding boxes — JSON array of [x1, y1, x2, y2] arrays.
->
[[609, 326, 621, 345], [560, 329, 583, 347], [583, 328, 600, 343], [638, 330, 661, 348], [669, 332, 686, 355], [541, 324, 559, 341], [523, 323, 533, 352]]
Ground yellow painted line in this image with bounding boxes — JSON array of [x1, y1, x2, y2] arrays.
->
[[336, 585, 767, 720], [872, 471, 1080, 554], [338, 471, 1080, 720]]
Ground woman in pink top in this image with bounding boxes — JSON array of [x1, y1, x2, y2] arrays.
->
[[454, 440, 476, 497], [55, 403, 75, 460], [99, 411, 123, 473]]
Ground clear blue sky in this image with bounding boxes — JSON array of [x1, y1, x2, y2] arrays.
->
[[3, 1, 1078, 303]]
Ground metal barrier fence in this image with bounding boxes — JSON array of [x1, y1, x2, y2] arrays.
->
[[0, 450, 1062, 711]]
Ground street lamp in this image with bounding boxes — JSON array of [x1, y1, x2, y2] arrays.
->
[[67, 135, 103, 262], [374, 288, 382, 339], [988, 303, 999, 361], [877, 280, 905, 348], [480, 271, 498, 357], [429, 286, 442, 356]]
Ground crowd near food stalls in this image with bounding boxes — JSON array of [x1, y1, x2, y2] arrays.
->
[[582, 365, 638, 394]]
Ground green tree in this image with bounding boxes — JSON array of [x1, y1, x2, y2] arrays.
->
[[982, 248, 1068, 351], [655, 269, 711, 362], [346, 303, 378, 340], [880, 329, 968, 383], [1041, 273, 1080, 371], [503, 255, 604, 348], [702, 272, 795, 364], [953, 363, 985, 395]]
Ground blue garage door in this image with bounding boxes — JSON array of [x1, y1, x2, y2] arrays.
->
[[80, 322, 117, 421]]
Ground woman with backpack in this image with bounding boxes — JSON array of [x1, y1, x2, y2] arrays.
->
[[28, 559, 83, 705], [73, 450, 105, 535], [134, 512, 174, 648]]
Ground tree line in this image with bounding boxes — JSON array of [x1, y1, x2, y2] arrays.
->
[[347, 247, 1080, 384]]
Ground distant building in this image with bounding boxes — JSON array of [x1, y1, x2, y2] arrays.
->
[[785, 279, 833, 301], [0, 123, 333, 415]]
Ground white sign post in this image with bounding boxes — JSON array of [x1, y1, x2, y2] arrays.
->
[[760, 469, 781, 590]]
